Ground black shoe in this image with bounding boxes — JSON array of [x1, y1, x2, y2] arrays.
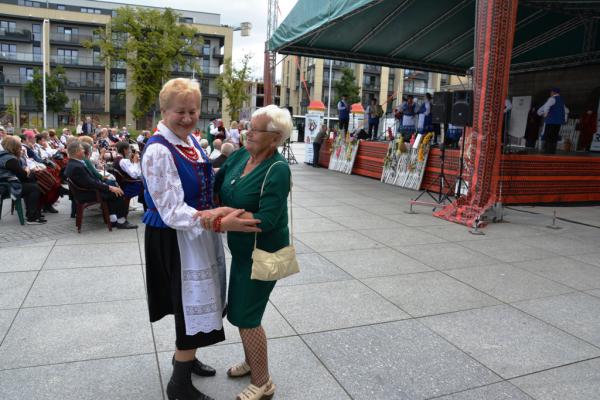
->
[[70, 213, 76, 218], [171, 356, 216, 377], [114, 221, 138, 229], [26, 217, 47, 225], [167, 360, 214, 400], [44, 205, 59, 213]]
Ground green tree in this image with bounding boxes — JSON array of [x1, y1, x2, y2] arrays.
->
[[24, 66, 69, 113], [88, 7, 203, 119], [216, 55, 252, 122], [3, 101, 16, 124], [70, 99, 81, 126], [333, 67, 361, 105]]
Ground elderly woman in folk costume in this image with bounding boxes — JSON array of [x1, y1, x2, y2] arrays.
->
[[141, 78, 261, 400]]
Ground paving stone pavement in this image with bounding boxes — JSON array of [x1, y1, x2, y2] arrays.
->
[[1, 143, 599, 399]]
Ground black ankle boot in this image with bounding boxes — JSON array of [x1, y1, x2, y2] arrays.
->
[[167, 360, 214, 400], [172, 355, 216, 377]]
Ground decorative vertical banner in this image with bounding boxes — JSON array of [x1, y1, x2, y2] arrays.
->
[[435, 0, 519, 227], [328, 134, 360, 174], [304, 100, 325, 164], [381, 133, 434, 189]]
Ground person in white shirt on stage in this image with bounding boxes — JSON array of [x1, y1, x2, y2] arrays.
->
[[537, 87, 569, 154]]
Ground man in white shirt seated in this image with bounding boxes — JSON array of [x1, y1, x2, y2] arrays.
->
[[209, 138, 222, 160]]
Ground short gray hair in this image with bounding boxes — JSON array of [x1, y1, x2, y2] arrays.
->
[[221, 142, 235, 156], [67, 140, 82, 158], [199, 138, 209, 148], [252, 105, 293, 145], [81, 142, 92, 157]]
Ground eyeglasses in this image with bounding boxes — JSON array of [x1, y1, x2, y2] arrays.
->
[[249, 129, 279, 135]]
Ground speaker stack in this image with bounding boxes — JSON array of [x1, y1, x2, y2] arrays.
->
[[450, 90, 473, 127], [432, 92, 452, 124]]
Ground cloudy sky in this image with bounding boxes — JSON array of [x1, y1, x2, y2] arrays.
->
[[109, 0, 298, 78]]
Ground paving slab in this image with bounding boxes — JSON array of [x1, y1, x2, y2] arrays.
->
[[363, 271, 500, 317], [23, 265, 146, 307], [362, 226, 447, 247], [270, 280, 408, 334], [328, 214, 404, 230], [0, 245, 53, 272], [157, 337, 350, 400], [292, 217, 348, 233], [310, 204, 372, 217], [303, 320, 500, 400], [152, 302, 295, 352], [568, 252, 600, 268], [0, 299, 154, 369], [511, 358, 600, 400], [513, 256, 600, 290], [586, 289, 600, 298], [321, 247, 432, 279], [294, 230, 385, 252], [55, 228, 139, 245], [0, 309, 17, 342], [459, 238, 559, 263], [435, 382, 534, 399], [277, 252, 352, 287], [512, 292, 600, 347], [519, 235, 600, 256], [386, 212, 452, 227], [291, 239, 315, 254], [43, 242, 141, 269], [0, 271, 37, 309], [0, 354, 163, 400], [397, 242, 500, 270], [446, 263, 574, 303], [421, 305, 600, 379]]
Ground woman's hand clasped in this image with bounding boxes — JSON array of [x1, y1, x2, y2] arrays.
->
[[195, 208, 261, 233]]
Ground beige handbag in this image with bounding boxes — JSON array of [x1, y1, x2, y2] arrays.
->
[[251, 161, 299, 281]]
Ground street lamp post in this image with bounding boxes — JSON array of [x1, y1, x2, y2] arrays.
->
[[42, 19, 49, 128]]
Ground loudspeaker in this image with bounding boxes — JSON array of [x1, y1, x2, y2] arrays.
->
[[450, 90, 473, 127], [432, 92, 452, 124]]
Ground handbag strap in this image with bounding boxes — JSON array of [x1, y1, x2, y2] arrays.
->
[[254, 160, 293, 249]]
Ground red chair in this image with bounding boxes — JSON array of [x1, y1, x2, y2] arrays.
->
[[66, 178, 112, 233]]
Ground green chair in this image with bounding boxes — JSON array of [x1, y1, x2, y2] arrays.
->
[[0, 182, 25, 225]]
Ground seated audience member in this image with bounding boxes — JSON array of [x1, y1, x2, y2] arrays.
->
[[114, 141, 145, 209], [211, 142, 234, 168], [22, 130, 61, 214], [108, 128, 120, 144], [60, 128, 73, 146], [199, 138, 211, 155], [81, 143, 115, 184], [64, 141, 136, 229], [47, 129, 63, 150], [0, 136, 45, 224], [35, 134, 56, 160], [209, 138, 222, 160], [0, 126, 6, 150]]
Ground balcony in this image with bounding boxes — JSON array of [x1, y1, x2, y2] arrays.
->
[[0, 28, 32, 42], [0, 51, 41, 63], [80, 101, 105, 111], [0, 74, 32, 85], [110, 81, 126, 90], [212, 47, 224, 59], [51, 33, 96, 46], [324, 59, 352, 69], [66, 80, 105, 90], [112, 60, 127, 69], [51, 56, 104, 68], [364, 64, 382, 73], [363, 83, 380, 91]]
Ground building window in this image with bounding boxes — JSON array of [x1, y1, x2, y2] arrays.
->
[[202, 44, 210, 56], [19, 67, 34, 82], [110, 72, 126, 89], [57, 48, 78, 64], [32, 24, 41, 41], [93, 50, 102, 65], [202, 58, 210, 72], [1, 43, 17, 59], [81, 7, 101, 14], [179, 17, 194, 24], [82, 71, 101, 87], [57, 4, 66, 10], [57, 26, 79, 37], [18, 0, 42, 7], [0, 21, 17, 34], [80, 92, 104, 108], [33, 45, 41, 62]]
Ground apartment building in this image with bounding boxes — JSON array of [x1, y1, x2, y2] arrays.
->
[[0, 0, 232, 130], [239, 80, 281, 121], [280, 56, 449, 117]]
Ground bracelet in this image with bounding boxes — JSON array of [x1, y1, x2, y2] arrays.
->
[[213, 216, 223, 233]]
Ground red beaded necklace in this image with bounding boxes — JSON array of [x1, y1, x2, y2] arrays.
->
[[175, 144, 199, 161]]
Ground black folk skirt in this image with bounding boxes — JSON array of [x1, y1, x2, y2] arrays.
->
[[145, 225, 225, 350]]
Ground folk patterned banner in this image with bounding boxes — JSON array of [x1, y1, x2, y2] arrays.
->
[[328, 134, 360, 174], [435, 0, 519, 227]]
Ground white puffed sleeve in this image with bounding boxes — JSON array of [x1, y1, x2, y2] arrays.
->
[[141, 143, 205, 236]]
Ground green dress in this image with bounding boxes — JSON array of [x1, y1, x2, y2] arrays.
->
[[215, 147, 291, 328]]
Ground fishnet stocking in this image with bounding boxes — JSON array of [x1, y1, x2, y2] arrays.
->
[[239, 326, 269, 387]]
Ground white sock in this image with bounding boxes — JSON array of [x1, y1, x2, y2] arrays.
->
[[117, 217, 126, 224], [110, 215, 117, 222]]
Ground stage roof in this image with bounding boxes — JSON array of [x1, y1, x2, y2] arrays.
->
[[269, 0, 600, 75]]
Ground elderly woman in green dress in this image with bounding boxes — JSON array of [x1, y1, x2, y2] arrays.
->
[[213, 105, 292, 400]]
